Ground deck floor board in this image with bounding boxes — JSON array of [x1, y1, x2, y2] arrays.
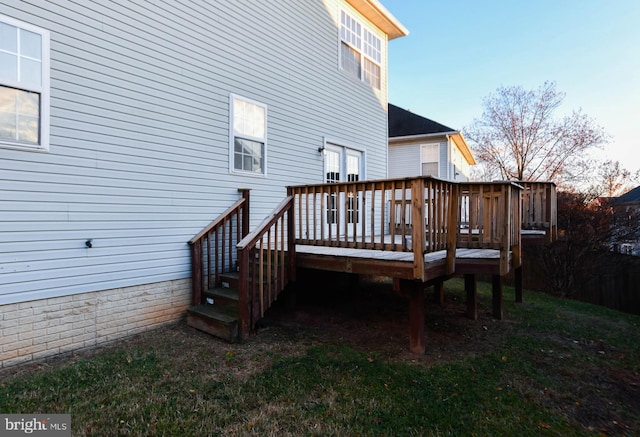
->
[[296, 245, 501, 262]]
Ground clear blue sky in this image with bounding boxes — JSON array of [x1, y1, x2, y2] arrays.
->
[[384, 0, 640, 174]]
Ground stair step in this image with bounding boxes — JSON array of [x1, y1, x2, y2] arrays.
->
[[220, 272, 239, 289], [204, 287, 239, 308], [187, 304, 238, 343]]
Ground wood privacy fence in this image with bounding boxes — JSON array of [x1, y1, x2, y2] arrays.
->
[[518, 245, 640, 316]]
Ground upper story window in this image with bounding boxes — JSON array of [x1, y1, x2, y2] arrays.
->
[[421, 144, 439, 177], [340, 10, 382, 90], [230, 95, 267, 175], [0, 15, 50, 151]]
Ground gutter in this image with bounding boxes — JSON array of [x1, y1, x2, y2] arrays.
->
[[388, 131, 459, 143]]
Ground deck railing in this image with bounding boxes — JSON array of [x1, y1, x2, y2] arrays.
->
[[289, 177, 525, 278], [458, 182, 523, 274], [289, 177, 457, 280], [236, 195, 295, 340], [520, 181, 557, 243], [188, 189, 250, 305]]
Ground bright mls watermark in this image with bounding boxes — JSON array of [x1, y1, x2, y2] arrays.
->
[[1, 415, 71, 436]]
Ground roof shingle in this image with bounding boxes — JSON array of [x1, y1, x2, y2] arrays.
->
[[388, 103, 456, 137]]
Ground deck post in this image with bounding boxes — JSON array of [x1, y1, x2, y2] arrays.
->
[[411, 178, 426, 281], [433, 279, 444, 305], [286, 188, 297, 283], [400, 279, 426, 354], [465, 274, 477, 320], [492, 275, 503, 320], [238, 188, 251, 238], [500, 184, 511, 276], [238, 248, 251, 341], [445, 183, 458, 275], [515, 266, 523, 303], [190, 239, 203, 306]]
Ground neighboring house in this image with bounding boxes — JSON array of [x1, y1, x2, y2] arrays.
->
[[610, 185, 640, 256], [388, 103, 475, 181], [0, 1, 407, 367]]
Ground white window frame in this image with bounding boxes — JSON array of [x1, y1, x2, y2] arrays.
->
[[339, 10, 382, 90], [0, 14, 50, 152], [229, 94, 267, 177], [420, 143, 440, 177]]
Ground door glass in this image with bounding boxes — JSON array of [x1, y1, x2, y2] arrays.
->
[[325, 148, 341, 224], [346, 153, 360, 224], [324, 145, 363, 230]]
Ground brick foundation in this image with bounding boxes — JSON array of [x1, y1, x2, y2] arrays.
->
[[0, 279, 191, 368]]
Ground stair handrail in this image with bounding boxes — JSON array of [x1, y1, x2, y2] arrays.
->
[[237, 195, 295, 340], [188, 189, 250, 306], [188, 198, 246, 245]]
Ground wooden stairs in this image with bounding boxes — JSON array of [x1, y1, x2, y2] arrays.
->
[[187, 272, 241, 342]]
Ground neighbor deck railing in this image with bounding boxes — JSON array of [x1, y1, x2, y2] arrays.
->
[[188, 189, 250, 306], [236, 195, 295, 340]]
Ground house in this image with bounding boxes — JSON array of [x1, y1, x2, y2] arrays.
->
[[611, 185, 640, 256], [387, 103, 476, 181], [0, 0, 408, 368]]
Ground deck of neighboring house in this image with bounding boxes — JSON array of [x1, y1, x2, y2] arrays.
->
[[186, 177, 557, 354]]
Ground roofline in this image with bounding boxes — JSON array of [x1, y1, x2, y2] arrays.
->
[[388, 131, 460, 142], [389, 131, 477, 165], [449, 132, 477, 165], [345, 0, 409, 40]]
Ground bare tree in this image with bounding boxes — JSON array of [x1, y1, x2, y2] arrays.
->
[[588, 160, 640, 198], [465, 81, 607, 186], [541, 190, 614, 296]]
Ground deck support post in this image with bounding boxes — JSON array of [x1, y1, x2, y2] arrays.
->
[[399, 279, 426, 355], [492, 275, 503, 320], [514, 266, 523, 303], [433, 279, 444, 306], [465, 274, 477, 320]]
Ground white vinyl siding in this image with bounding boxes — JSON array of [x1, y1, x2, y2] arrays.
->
[[389, 140, 460, 180], [0, 0, 391, 305], [451, 142, 470, 180], [388, 143, 420, 178], [0, 14, 49, 151]]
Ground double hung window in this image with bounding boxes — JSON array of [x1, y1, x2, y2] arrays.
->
[[0, 15, 49, 151], [421, 144, 439, 177], [339, 10, 382, 90], [231, 95, 267, 175]]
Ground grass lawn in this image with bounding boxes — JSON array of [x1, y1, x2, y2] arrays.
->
[[1, 277, 639, 436]]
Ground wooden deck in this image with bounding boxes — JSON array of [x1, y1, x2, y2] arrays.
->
[[188, 178, 557, 354]]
